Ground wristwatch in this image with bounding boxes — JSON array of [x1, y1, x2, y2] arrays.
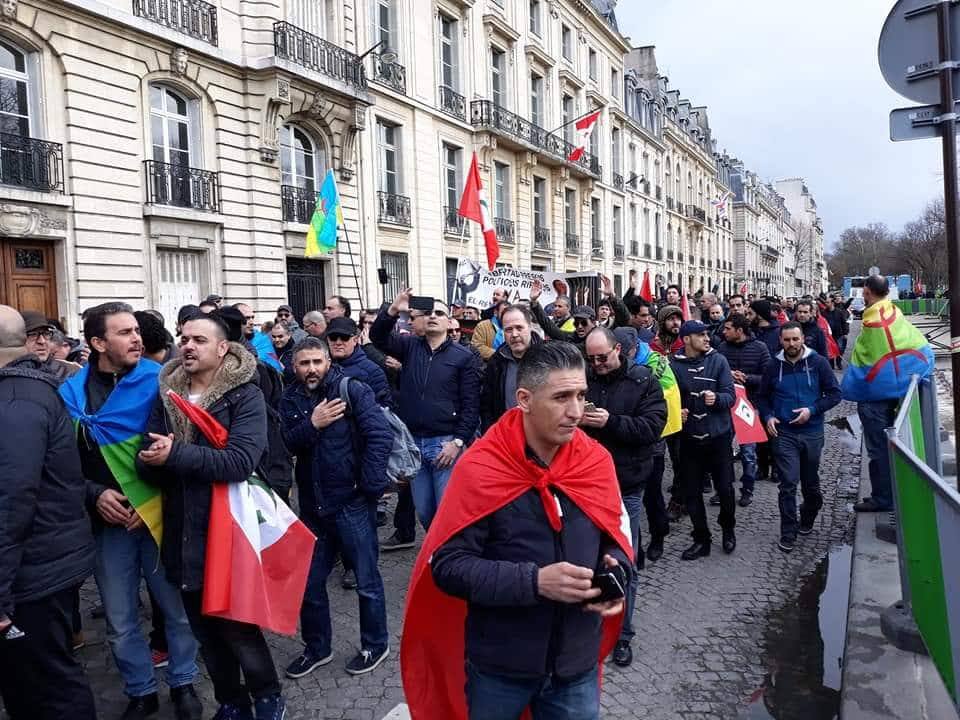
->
[[452, 438, 464, 449]]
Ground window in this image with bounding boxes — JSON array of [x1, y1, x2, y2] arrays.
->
[[0, 40, 32, 137], [533, 176, 546, 228], [562, 94, 574, 144], [494, 162, 510, 219], [439, 14, 458, 91], [150, 85, 196, 167], [588, 48, 597, 80], [288, 0, 328, 39], [611, 127, 620, 173], [589, 108, 599, 160], [655, 212, 661, 248], [442, 142, 461, 209], [280, 125, 324, 192], [611, 68, 620, 99], [564, 188, 576, 236], [591, 197, 600, 243], [529, 0, 541, 36], [530, 73, 543, 126], [643, 208, 651, 251], [561, 25, 572, 61], [642, 152, 650, 184], [376, 119, 401, 194], [491, 48, 506, 107], [377, 0, 396, 53], [381, 251, 409, 300], [613, 205, 622, 246]]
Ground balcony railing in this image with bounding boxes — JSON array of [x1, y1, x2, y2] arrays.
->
[[470, 99, 600, 177], [656, 246, 663, 260], [144, 160, 220, 212], [439, 85, 466, 122], [495, 217, 515, 244], [0, 133, 64, 193], [281, 184, 317, 224], [372, 53, 406, 94], [591, 237, 603, 258], [565, 232, 580, 254], [763, 244, 780, 257], [443, 205, 467, 235], [614, 243, 624, 260], [274, 22, 366, 89], [687, 206, 706, 224], [656, 185, 662, 200], [133, 0, 218, 45], [534, 226, 552, 251], [612, 172, 624, 191], [378, 191, 411, 226]]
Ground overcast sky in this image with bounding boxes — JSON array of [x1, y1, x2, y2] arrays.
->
[[618, 1, 944, 248]]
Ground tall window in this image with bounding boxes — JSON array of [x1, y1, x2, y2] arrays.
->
[[150, 85, 195, 167], [530, 73, 543, 126], [562, 94, 574, 144], [376, 120, 400, 194], [491, 48, 506, 107], [442, 143, 461, 208], [439, 14, 458, 91], [376, 0, 396, 53], [0, 40, 32, 137], [588, 48, 597, 80], [280, 125, 324, 191], [533, 176, 545, 228], [642, 152, 650, 184], [288, 0, 328, 39], [564, 188, 576, 237], [613, 205, 622, 247], [529, 0, 541, 36], [643, 208, 651, 250], [589, 108, 599, 160], [655, 213, 661, 248], [561, 25, 572, 61], [611, 127, 620, 174], [494, 162, 510, 219], [611, 68, 620, 99], [381, 251, 409, 299], [591, 197, 600, 243]]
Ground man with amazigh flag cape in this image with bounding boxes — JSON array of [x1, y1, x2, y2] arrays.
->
[[401, 342, 633, 720], [60, 302, 202, 719], [841, 275, 934, 514]]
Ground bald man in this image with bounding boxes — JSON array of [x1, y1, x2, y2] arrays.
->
[[0, 305, 97, 719]]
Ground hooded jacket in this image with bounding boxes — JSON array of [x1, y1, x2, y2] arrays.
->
[[758, 347, 840, 432], [479, 335, 543, 433], [669, 348, 735, 440]]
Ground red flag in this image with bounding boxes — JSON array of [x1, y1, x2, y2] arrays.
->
[[680, 292, 691, 321], [639, 269, 653, 302], [731, 384, 767, 444], [816, 313, 841, 359], [458, 152, 499, 270], [739, 282, 749, 296], [567, 110, 601, 162]]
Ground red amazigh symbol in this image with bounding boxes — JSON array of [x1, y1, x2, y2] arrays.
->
[[862, 306, 927, 383]]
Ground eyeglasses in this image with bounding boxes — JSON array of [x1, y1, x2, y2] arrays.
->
[[326, 334, 353, 343], [27, 330, 52, 340], [586, 350, 614, 364], [574, 319, 592, 327]]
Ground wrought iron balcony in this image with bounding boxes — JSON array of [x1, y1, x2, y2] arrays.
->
[[439, 86, 467, 122], [495, 217, 515, 244], [591, 237, 603, 258], [144, 160, 220, 212], [614, 243, 624, 260], [687, 205, 706, 224], [612, 172, 624, 191], [565, 232, 580, 254], [443, 205, 467, 235], [274, 22, 366, 89], [470, 99, 600, 177], [372, 53, 406, 94], [378, 191, 411, 226], [0, 133, 64, 193], [534, 226, 552, 251], [763, 244, 780, 258], [281, 184, 318, 224], [656, 185, 662, 200], [133, 0, 218, 45]]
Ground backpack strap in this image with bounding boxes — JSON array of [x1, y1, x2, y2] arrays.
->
[[338, 375, 353, 413]]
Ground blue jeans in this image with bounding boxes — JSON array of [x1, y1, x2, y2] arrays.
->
[[300, 498, 388, 657], [858, 399, 899, 510], [412, 435, 458, 529], [620, 493, 644, 642], [94, 525, 198, 697], [772, 429, 825, 540], [739, 442, 758, 494], [466, 663, 599, 720]]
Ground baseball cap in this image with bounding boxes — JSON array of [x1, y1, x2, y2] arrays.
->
[[678, 320, 710, 338], [572, 305, 596, 320], [276, 304, 294, 315], [20, 310, 54, 335], [204, 294, 223, 304], [326, 317, 358, 337], [613, 326, 638, 349]]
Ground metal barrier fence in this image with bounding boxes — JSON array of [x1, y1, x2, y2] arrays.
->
[[891, 298, 950, 316], [886, 376, 958, 710]]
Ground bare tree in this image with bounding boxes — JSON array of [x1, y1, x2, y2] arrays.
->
[[896, 200, 948, 291]]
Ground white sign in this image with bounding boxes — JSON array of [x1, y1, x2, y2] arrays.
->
[[454, 259, 600, 311], [734, 398, 756, 427]]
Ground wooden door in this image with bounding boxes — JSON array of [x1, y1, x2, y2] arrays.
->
[[0, 240, 57, 318]]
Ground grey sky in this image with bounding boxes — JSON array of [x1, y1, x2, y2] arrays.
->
[[618, 1, 943, 248]]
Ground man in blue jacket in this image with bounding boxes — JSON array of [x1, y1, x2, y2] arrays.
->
[[758, 323, 840, 553], [326, 317, 390, 406], [371, 289, 481, 530], [279, 337, 392, 679]]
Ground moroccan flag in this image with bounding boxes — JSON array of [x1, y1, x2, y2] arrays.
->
[[639, 269, 653, 303], [841, 299, 935, 403], [400, 409, 632, 720], [567, 110, 601, 163], [458, 152, 499, 270], [731, 384, 767, 444], [305, 169, 342, 258], [61, 359, 164, 547], [636, 341, 681, 437], [816, 313, 841, 360], [165, 391, 315, 635], [680, 292, 691, 321]]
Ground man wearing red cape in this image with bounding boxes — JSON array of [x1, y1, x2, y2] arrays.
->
[[400, 342, 633, 720]]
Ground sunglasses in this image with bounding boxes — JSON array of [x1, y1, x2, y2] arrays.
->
[[426, 309, 447, 318], [277, 312, 291, 318], [574, 318, 592, 327], [585, 350, 615, 364], [327, 334, 354, 343]]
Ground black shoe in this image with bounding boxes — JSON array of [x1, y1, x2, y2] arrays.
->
[[121, 693, 159, 720], [171, 685, 203, 720], [345, 647, 390, 675], [380, 531, 416, 551], [708, 493, 721, 506], [738, 493, 753, 508], [285, 651, 333, 678], [681, 542, 711, 560], [376, 510, 388, 528], [211, 704, 254, 720], [854, 497, 891, 513], [778, 536, 796, 553], [645, 538, 664, 563], [341, 569, 357, 589], [253, 693, 286, 720], [799, 520, 815, 535], [612, 640, 633, 667], [666, 500, 684, 521], [722, 529, 736, 554]]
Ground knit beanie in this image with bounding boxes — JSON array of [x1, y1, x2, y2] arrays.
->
[[750, 299, 774, 324], [657, 304, 683, 325]]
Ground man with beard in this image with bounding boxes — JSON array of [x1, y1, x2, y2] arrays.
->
[[322, 296, 351, 322], [471, 300, 509, 361], [727, 294, 746, 316], [706, 303, 726, 347], [479, 304, 541, 432], [651, 305, 683, 355], [747, 299, 781, 356], [623, 296, 656, 342], [529, 277, 625, 346], [794, 300, 827, 358], [270, 322, 297, 384]]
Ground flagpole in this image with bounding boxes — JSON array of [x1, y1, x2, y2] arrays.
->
[[547, 107, 602, 136]]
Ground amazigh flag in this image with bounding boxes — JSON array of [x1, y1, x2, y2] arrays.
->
[[305, 169, 342, 258], [458, 152, 499, 269], [164, 390, 315, 635], [60, 360, 164, 546], [636, 341, 682, 437], [731, 384, 766, 445], [841, 299, 935, 403]]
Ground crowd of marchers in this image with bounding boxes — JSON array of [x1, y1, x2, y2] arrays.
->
[[0, 271, 918, 720]]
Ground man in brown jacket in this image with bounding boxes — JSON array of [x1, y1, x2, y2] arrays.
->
[[470, 300, 508, 362]]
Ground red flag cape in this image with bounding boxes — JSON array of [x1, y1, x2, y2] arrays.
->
[[816, 314, 841, 359], [730, 384, 767, 444], [400, 408, 633, 720], [639, 269, 653, 302], [680, 293, 691, 321], [458, 152, 500, 270]]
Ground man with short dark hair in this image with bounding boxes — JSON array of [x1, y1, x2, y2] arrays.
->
[[471, 301, 508, 361], [747, 299, 781, 356], [135, 310, 177, 365], [479, 304, 541, 432], [794, 300, 827, 358], [623, 296, 656, 342], [323, 296, 352, 321], [665, 284, 682, 306], [727, 294, 746, 316], [270, 322, 296, 384]]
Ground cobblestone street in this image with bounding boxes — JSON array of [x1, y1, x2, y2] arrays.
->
[[73, 392, 859, 720]]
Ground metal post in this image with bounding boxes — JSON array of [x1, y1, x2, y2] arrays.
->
[[938, 1, 960, 472]]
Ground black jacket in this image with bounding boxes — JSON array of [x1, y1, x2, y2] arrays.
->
[[370, 310, 481, 442], [336, 346, 391, 406], [716, 337, 772, 401], [800, 319, 828, 358], [670, 349, 735, 440], [530, 295, 630, 345], [823, 308, 849, 339], [0, 356, 94, 615], [248, 347, 293, 494], [275, 338, 296, 385], [432, 485, 630, 680], [754, 321, 782, 356], [584, 361, 667, 494], [137, 344, 268, 591], [479, 337, 542, 433]]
